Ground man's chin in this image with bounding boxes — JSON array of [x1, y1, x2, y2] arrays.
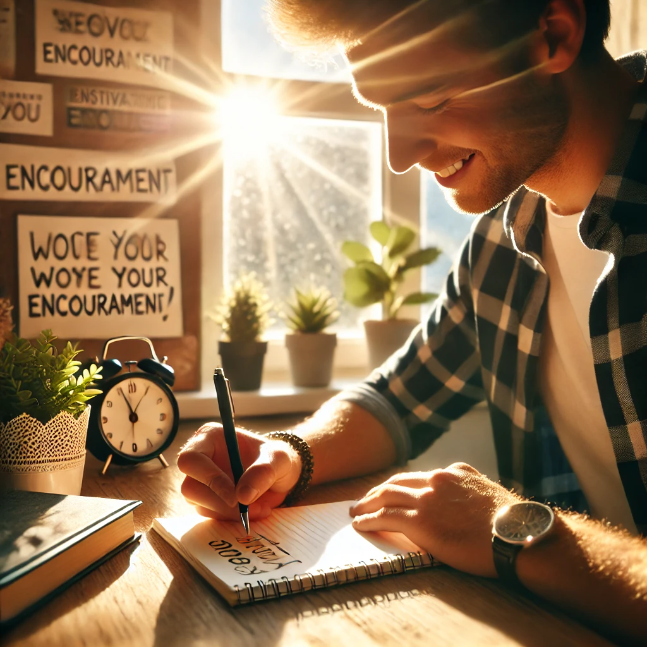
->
[[440, 186, 502, 216]]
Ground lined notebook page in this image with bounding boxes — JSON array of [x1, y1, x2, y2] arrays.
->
[[153, 500, 439, 605]]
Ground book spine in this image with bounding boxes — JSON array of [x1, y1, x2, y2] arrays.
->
[[234, 551, 439, 605]]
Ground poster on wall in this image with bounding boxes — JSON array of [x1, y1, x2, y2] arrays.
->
[[0, 81, 53, 136], [66, 84, 171, 133], [0, 143, 177, 203], [35, 0, 174, 87], [18, 215, 184, 339], [0, 0, 16, 79]]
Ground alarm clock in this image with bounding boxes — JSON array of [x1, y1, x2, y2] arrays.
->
[[84, 336, 179, 474]]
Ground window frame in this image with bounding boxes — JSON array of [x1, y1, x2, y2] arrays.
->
[[198, 0, 422, 392]]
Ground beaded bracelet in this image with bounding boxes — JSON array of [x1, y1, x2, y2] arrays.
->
[[266, 431, 314, 506]]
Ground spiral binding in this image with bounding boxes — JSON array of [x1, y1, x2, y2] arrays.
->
[[234, 550, 438, 604]]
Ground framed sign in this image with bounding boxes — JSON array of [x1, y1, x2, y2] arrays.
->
[[18, 215, 184, 339], [0, 80, 53, 136], [35, 0, 174, 87], [66, 84, 171, 133], [0, 143, 176, 202]]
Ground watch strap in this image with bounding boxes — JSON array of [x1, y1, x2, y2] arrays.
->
[[492, 536, 523, 588]]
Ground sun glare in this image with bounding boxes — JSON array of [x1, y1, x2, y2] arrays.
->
[[217, 87, 281, 159]]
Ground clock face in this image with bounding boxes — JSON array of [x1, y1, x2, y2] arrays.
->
[[99, 375, 176, 458], [493, 502, 554, 545]]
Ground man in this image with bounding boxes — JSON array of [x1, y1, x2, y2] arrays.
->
[[179, 0, 647, 641]]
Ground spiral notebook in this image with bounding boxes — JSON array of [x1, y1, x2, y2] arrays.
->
[[153, 500, 440, 605]]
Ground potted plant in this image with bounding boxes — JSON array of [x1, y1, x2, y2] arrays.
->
[[342, 222, 441, 368], [0, 300, 102, 495], [213, 273, 272, 391], [283, 286, 339, 388]]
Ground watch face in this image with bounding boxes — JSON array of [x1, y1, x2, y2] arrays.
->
[[493, 502, 554, 545], [100, 375, 176, 458]]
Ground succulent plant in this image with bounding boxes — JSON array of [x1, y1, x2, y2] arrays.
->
[[214, 273, 273, 343], [0, 329, 102, 424], [284, 287, 339, 334], [342, 222, 440, 320]]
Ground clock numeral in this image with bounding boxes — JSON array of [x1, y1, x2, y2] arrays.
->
[[119, 441, 124, 450], [117, 387, 123, 396], [107, 432, 113, 439], [160, 413, 166, 421], [132, 443, 137, 453], [128, 381, 137, 394], [147, 439, 153, 449], [156, 428, 163, 435], [102, 416, 108, 424], [156, 398, 163, 405], [106, 401, 113, 408]]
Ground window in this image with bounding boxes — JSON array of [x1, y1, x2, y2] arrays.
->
[[421, 170, 475, 296], [199, 0, 419, 390], [224, 114, 383, 334]]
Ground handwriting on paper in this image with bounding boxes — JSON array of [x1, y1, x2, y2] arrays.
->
[[208, 533, 302, 576]]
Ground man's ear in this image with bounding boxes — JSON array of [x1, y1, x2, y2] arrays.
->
[[531, 0, 586, 74]]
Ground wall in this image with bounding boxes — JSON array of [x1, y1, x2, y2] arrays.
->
[[0, 0, 208, 390]]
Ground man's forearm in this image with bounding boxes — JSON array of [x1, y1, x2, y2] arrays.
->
[[291, 400, 398, 485], [517, 512, 647, 644]]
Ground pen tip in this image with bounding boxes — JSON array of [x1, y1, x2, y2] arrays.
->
[[241, 511, 250, 535]]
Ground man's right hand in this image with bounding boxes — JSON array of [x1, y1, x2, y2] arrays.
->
[[177, 423, 302, 520]]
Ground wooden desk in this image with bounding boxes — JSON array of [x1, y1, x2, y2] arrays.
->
[[3, 418, 612, 647]]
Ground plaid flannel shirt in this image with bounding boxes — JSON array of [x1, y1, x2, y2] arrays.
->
[[339, 51, 647, 532]]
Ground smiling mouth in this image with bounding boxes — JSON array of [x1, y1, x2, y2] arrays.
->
[[435, 153, 475, 178]]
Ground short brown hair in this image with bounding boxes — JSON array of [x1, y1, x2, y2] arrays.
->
[[267, 0, 611, 61]]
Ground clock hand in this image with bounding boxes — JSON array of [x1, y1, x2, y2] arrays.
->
[[133, 386, 150, 414], [121, 391, 135, 415]]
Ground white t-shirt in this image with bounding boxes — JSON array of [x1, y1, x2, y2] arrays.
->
[[539, 202, 637, 533]]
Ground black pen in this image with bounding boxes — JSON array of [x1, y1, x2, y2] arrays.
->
[[213, 368, 250, 535]]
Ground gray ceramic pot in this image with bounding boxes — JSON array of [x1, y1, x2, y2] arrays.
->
[[218, 340, 268, 391]]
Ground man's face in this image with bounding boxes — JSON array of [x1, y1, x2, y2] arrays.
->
[[348, 14, 570, 214]]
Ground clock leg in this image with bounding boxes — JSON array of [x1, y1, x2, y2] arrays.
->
[[101, 453, 113, 475], [158, 454, 169, 468]]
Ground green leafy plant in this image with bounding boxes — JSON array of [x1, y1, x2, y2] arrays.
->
[[213, 273, 273, 343], [342, 222, 441, 319], [284, 287, 340, 333], [0, 330, 102, 424]]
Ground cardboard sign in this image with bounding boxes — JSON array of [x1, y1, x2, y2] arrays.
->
[[35, 0, 174, 87], [18, 215, 184, 339], [0, 80, 53, 136], [0, 0, 16, 79], [66, 84, 170, 132], [0, 143, 176, 203]]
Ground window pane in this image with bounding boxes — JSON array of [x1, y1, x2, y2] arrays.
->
[[224, 116, 383, 334], [222, 0, 351, 83], [421, 171, 475, 294]]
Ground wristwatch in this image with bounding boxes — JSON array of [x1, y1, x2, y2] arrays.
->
[[492, 501, 555, 587]]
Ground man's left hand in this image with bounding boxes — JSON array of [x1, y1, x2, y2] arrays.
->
[[349, 463, 519, 578]]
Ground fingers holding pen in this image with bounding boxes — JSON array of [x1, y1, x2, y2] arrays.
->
[[235, 439, 297, 505], [181, 476, 272, 521]]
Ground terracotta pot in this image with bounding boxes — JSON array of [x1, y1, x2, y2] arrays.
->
[[363, 319, 418, 369], [0, 407, 90, 496], [218, 340, 268, 391], [285, 332, 337, 387]]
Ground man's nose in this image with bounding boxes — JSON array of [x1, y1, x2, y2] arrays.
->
[[385, 107, 436, 174]]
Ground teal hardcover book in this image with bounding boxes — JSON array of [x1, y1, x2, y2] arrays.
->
[[0, 491, 141, 626]]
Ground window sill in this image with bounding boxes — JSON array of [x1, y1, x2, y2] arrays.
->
[[176, 379, 360, 419]]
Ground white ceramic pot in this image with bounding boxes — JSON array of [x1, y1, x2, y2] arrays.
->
[[285, 332, 337, 387], [0, 407, 90, 496], [363, 319, 419, 369]]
